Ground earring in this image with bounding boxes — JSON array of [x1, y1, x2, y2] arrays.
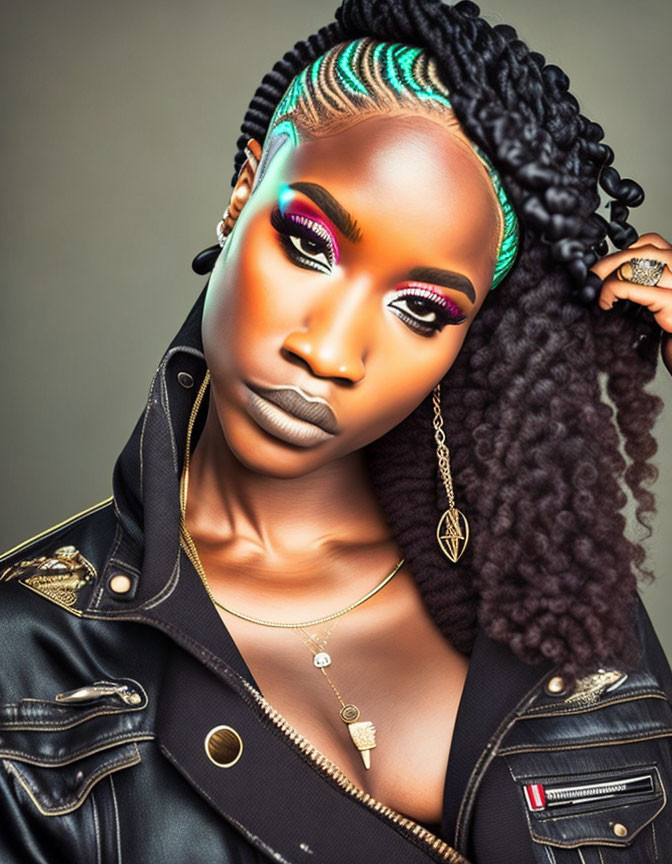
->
[[193, 144, 259, 276], [433, 383, 469, 563], [191, 243, 222, 275], [216, 182, 251, 247], [216, 144, 259, 248]]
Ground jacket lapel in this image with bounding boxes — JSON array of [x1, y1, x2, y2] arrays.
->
[[442, 625, 556, 847]]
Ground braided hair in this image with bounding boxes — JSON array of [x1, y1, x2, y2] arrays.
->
[[224, 0, 664, 680]]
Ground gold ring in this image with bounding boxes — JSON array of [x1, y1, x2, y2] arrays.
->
[[617, 257, 665, 287]]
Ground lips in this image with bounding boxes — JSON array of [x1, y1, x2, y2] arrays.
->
[[247, 383, 340, 434], [242, 381, 340, 448]]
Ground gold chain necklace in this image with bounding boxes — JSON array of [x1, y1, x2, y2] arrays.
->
[[178, 369, 404, 768]]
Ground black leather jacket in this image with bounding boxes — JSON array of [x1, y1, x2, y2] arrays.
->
[[2, 287, 671, 864]]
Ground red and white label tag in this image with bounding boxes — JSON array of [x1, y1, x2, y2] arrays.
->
[[523, 784, 546, 811]]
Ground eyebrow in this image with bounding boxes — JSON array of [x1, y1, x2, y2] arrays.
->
[[405, 267, 476, 304], [287, 182, 475, 303], [288, 182, 363, 243]]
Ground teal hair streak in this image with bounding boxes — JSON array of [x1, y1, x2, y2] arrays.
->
[[265, 38, 519, 291]]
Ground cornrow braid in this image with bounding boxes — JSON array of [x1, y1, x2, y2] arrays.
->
[[253, 37, 518, 291], [224, 0, 663, 680], [233, 0, 643, 308]]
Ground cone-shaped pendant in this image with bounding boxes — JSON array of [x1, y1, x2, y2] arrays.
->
[[340, 704, 376, 769], [436, 507, 469, 563]]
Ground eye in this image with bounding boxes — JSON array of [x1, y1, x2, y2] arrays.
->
[[287, 234, 331, 268], [271, 208, 335, 274], [388, 288, 467, 336]]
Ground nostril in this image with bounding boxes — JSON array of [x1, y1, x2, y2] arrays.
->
[[279, 344, 364, 386]]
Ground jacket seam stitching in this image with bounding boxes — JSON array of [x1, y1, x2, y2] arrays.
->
[[0, 734, 155, 765], [498, 729, 672, 754]]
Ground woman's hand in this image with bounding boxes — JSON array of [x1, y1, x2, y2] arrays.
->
[[589, 232, 672, 376]]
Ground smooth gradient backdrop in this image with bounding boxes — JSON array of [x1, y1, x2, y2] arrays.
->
[[2, 0, 671, 657]]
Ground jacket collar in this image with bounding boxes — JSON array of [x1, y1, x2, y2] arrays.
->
[[76, 283, 258, 678], [98, 284, 207, 608]]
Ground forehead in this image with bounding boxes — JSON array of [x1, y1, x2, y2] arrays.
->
[[264, 113, 501, 291]]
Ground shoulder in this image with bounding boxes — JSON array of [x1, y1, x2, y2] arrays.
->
[[0, 498, 118, 675], [0, 496, 117, 577], [0, 496, 117, 600], [0, 501, 158, 863]]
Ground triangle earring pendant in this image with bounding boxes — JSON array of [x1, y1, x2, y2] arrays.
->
[[436, 507, 469, 563]]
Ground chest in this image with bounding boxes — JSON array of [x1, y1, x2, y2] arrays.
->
[[215, 590, 470, 826]]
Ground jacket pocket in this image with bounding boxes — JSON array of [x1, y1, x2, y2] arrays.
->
[[0, 677, 154, 864], [504, 749, 669, 863], [498, 668, 672, 863]]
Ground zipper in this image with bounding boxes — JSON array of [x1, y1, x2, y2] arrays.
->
[[54, 681, 143, 706], [239, 676, 468, 864], [523, 772, 655, 812]]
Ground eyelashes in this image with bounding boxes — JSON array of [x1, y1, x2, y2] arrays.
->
[[388, 287, 468, 334], [271, 208, 336, 273], [270, 206, 467, 335]]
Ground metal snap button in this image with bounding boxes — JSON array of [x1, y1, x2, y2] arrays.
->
[[177, 371, 194, 389], [108, 573, 132, 594], [545, 675, 566, 695], [204, 725, 243, 768], [612, 823, 628, 837]]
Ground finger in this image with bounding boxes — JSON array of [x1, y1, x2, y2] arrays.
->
[[626, 232, 672, 251], [589, 244, 672, 280], [598, 277, 672, 332]]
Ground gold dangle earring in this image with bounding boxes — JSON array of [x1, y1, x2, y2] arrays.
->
[[433, 383, 469, 563]]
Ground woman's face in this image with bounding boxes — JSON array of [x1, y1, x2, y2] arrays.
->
[[202, 112, 501, 477]]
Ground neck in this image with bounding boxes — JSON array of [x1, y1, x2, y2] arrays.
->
[[183, 396, 396, 587]]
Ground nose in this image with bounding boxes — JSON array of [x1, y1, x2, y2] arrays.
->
[[281, 278, 370, 383]]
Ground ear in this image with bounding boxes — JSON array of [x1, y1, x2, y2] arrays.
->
[[234, 138, 263, 200], [191, 138, 263, 275], [221, 138, 263, 237]]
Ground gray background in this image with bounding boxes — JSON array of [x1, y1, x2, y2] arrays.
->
[[2, 0, 671, 657]]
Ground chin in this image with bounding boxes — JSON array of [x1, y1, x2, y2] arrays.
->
[[223, 415, 336, 479]]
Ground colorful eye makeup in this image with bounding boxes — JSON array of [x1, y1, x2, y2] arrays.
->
[[270, 208, 337, 274], [273, 184, 340, 270], [388, 283, 468, 335], [271, 184, 469, 336]]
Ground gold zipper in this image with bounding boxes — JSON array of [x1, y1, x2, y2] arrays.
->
[[238, 674, 468, 864]]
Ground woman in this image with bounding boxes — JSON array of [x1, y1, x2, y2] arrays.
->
[[1, 1, 671, 862]]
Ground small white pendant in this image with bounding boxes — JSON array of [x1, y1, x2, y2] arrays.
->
[[313, 652, 331, 668]]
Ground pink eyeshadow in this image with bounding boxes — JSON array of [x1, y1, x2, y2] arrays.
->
[[280, 197, 341, 264]]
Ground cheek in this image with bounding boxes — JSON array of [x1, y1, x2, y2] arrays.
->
[[345, 329, 468, 451], [203, 217, 291, 362]]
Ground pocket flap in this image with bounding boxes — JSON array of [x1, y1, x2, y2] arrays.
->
[[0, 677, 150, 763], [2, 741, 141, 816]]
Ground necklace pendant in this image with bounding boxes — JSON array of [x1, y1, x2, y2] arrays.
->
[[339, 704, 377, 770], [313, 651, 331, 668], [436, 507, 469, 563]]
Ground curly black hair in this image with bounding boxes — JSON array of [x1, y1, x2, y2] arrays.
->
[[222, 0, 664, 681]]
